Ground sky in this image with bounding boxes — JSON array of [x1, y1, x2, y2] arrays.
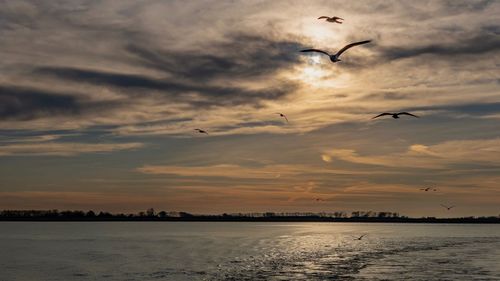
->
[[0, 0, 499, 217]]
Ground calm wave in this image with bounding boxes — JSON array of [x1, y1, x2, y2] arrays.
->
[[1, 222, 499, 280]]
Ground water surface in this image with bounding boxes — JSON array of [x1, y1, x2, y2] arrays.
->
[[1, 222, 499, 280]]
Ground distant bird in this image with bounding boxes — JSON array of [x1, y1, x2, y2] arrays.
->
[[420, 187, 437, 192], [372, 112, 419, 119], [441, 204, 455, 211], [318, 16, 344, 24], [194, 129, 208, 135], [315, 198, 325, 202], [354, 234, 367, 240], [300, 40, 371, 63], [275, 113, 289, 123]]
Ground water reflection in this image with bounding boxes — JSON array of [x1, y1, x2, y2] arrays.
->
[[0, 222, 499, 280]]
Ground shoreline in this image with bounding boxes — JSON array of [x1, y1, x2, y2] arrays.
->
[[1, 217, 499, 223]]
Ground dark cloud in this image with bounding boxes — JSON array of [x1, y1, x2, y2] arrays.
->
[[409, 102, 500, 116], [35, 65, 297, 107], [125, 34, 303, 81], [0, 85, 81, 120], [381, 32, 500, 60], [442, 0, 495, 12], [362, 91, 413, 101], [34, 33, 303, 108], [0, 85, 119, 120]]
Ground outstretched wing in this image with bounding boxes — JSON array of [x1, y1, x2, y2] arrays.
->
[[359, 234, 367, 239], [372, 113, 392, 119], [318, 16, 330, 19], [449, 206, 455, 209], [283, 114, 289, 123], [333, 16, 344, 20], [398, 112, 419, 118], [300, 49, 331, 57], [440, 204, 449, 209], [336, 40, 371, 57]]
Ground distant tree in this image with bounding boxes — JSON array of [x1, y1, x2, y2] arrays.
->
[[158, 211, 168, 218], [98, 211, 112, 218], [146, 208, 156, 217], [179, 212, 193, 217], [264, 212, 275, 217], [86, 210, 96, 217], [378, 212, 387, 218]]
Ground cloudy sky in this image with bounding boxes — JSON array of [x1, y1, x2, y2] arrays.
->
[[0, 0, 499, 217]]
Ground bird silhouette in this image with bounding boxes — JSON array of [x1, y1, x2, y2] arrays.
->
[[420, 187, 437, 192], [372, 112, 419, 119], [315, 198, 325, 202], [353, 234, 367, 240], [194, 129, 208, 135], [300, 40, 371, 63], [275, 113, 289, 123], [318, 16, 344, 24], [440, 204, 455, 211]]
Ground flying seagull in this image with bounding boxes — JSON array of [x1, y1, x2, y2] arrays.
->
[[372, 112, 419, 119], [318, 16, 344, 24], [300, 40, 371, 63], [420, 187, 437, 192], [440, 204, 455, 211], [315, 198, 325, 202], [194, 129, 208, 135], [275, 112, 289, 123], [353, 234, 367, 240]]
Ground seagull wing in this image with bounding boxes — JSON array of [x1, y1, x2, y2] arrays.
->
[[359, 234, 367, 239], [449, 206, 455, 209], [398, 112, 419, 118], [318, 16, 330, 19], [440, 204, 449, 209], [372, 113, 392, 119], [336, 40, 371, 57], [334, 17, 344, 20], [300, 49, 331, 57], [283, 115, 289, 123]]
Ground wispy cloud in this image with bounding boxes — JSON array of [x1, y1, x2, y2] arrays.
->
[[0, 141, 143, 156], [322, 138, 500, 169]]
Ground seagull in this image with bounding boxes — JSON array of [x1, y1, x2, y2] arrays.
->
[[315, 198, 325, 202], [372, 112, 419, 119], [300, 40, 371, 63], [353, 234, 367, 240], [275, 113, 289, 123], [318, 16, 344, 24], [420, 187, 437, 192], [194, 129, 208, 135], [440, 204, 455, 211]]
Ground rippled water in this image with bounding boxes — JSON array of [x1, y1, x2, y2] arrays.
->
[[0, 222, 499, 280]]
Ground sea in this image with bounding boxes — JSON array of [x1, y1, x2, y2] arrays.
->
[[0, 222, 499, 280]]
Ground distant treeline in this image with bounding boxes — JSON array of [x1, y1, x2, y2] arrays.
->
[[1, 209, 500, 223]]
